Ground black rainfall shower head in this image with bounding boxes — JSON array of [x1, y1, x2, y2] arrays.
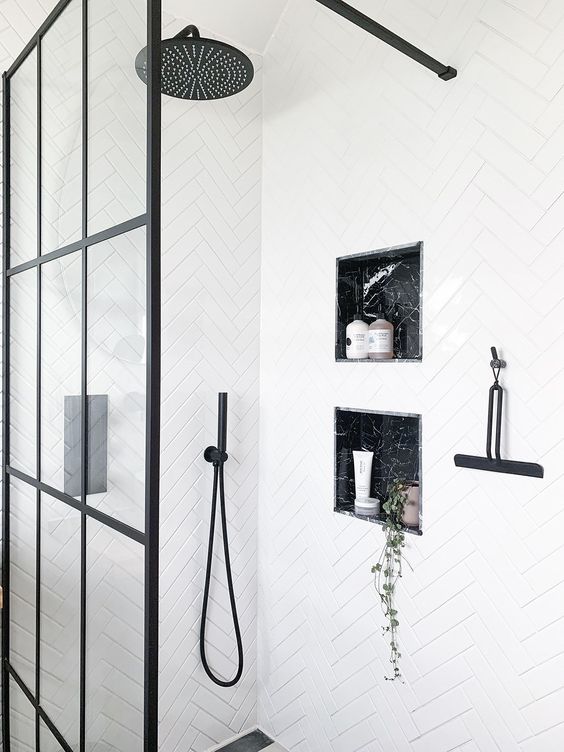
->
[[135, 24, 254, 101]]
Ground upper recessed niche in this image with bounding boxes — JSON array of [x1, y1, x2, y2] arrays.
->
[[335, 242, 423, 362]]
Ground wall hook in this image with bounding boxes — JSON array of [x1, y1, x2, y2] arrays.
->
[[454, 347, 544, 478]]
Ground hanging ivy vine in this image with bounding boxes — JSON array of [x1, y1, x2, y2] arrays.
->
[[371, 479, 409, 681]]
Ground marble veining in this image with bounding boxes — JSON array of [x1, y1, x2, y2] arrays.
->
[[336, 242, 422, 361], [334, 407, 422, 532]]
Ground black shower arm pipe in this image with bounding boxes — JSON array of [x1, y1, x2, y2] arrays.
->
[[315, 0, 457, 80]]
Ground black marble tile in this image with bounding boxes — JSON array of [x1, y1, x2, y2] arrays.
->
[[334, 407, 422, 533], [336, 242, 422, 361], [217, 730, 274, 752]]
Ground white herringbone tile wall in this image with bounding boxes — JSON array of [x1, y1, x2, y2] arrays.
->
[[259, 1, 564, 750], [158, 14, 262, 752]]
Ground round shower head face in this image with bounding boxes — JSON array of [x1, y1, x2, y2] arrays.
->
[[135, 26, 254, 101]]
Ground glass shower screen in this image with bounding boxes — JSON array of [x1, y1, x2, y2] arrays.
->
[[2, 1, 162, 750]]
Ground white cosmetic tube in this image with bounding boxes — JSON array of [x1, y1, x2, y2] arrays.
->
[[353, 450, 378, 514]]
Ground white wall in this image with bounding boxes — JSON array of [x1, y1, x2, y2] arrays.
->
[[259, 1, 564, 750], [158, 13, 262, 752]]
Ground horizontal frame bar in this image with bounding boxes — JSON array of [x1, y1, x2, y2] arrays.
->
[[6, 466, 146, 545], [6, 662, 74, 752], [7, 213, 147, 276], [315, 0, 457, 80], [454, 454, 544, 478]]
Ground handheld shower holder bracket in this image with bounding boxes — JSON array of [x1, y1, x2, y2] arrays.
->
[[204, 446, 228, 466]]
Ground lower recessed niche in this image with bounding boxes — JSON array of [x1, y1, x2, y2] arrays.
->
[[334, 407, 422, 534]]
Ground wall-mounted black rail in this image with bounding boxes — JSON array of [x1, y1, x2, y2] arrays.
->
[[454, 348, 544, 479], [315, 0, 457, 80]]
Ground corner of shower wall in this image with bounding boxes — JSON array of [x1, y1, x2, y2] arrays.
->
[[158, 13, 264, 751]]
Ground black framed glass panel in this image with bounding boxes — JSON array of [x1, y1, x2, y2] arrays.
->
[[8, 478, 37, 694], [41, 254, 82, 493], [9, 271, 37, 477], [9, 679, 35, 752], [87, 0, 147, 236], [39, 494, 81, 748], [85, 520, 144, 751], [3, 0, 161, 750], [9, 50, 37, 268], [87, 228, 146, 532], [40, 721, 68, 752], [41, 0, 83, 254]]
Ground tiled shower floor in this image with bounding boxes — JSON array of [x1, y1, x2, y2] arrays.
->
[[215, 730, 288, 752]]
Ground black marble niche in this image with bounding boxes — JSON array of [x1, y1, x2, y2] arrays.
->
[[334, 407, 422, 533], [335, 242, 422, 361]]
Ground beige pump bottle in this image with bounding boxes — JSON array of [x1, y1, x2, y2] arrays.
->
[[368, 309, 394, 360]]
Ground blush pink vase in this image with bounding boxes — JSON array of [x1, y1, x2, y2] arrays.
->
[[402, 482, 420, 527]]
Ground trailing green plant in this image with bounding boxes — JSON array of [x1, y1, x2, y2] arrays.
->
[[371, 479, 409, 681]]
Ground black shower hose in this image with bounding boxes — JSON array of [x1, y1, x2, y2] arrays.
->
[[199, 460, 244, 687]]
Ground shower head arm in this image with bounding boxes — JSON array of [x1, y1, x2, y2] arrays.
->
[[175, 24, 201, 40]]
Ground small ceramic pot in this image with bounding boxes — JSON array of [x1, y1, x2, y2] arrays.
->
[[402, 482, 420, 527]]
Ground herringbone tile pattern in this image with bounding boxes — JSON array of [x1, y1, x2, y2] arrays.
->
[[259, 1, 564, 750], [158, 14, 262, 752]]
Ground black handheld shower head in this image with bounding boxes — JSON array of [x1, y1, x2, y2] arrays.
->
[[135, 24, 254, 101]]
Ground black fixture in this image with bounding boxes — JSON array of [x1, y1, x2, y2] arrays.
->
[[201, 393, 244, 687], [316, 0, 457, 80], [136, 25, 255, 100], [454, 348, 544, 478]]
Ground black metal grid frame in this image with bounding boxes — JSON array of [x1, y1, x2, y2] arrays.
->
[[2, 0, 161, 750]]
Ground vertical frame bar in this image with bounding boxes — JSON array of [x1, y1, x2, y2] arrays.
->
[[79, 1, 88, 751], [2, 70, 12, 750], [35, 34, 43, 752], [144, 0, 161, 750]]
